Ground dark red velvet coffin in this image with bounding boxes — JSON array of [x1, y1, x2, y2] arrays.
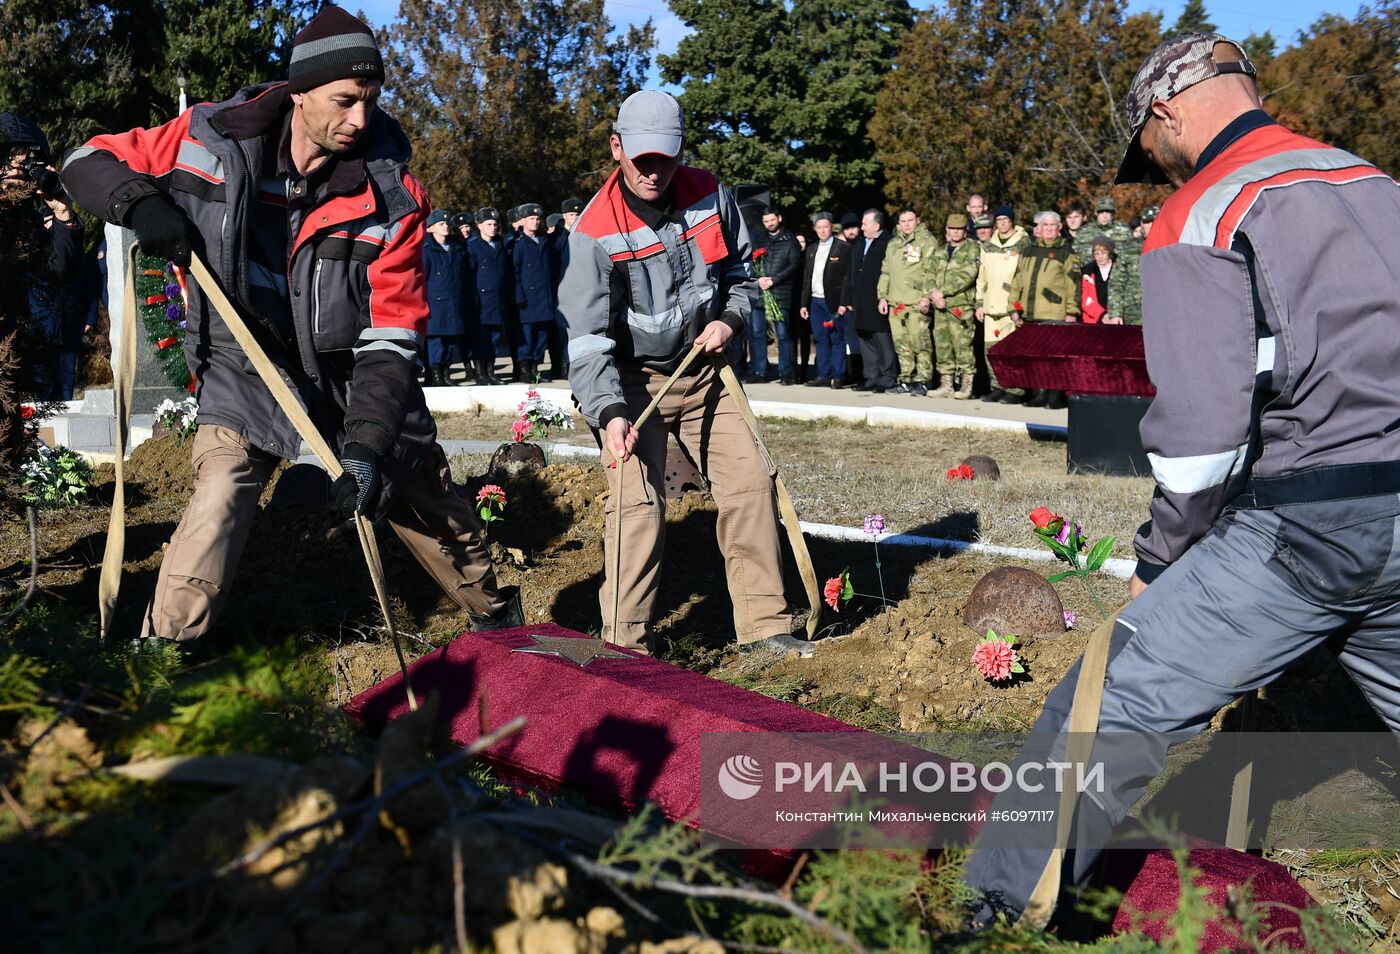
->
[[987, 323, 1156, 397], [345, 627, 1314, 947]]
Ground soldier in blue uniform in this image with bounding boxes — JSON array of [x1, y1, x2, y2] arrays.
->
[[422, 209, 467, 386], [466, 206, 511, 386], [510, 202, 558, 385]]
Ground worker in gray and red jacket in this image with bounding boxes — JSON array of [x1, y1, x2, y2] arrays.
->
[[61, 5, 522, 646], [964, 32, 1400, 928], [559, 90, 809, 661]]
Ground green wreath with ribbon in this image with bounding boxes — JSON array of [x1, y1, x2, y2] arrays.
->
[[134, 253, 194, 392]]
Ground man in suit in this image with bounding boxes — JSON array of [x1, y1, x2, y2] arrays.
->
[[841, 209, 895, 392], [797, 211, 851, 388]]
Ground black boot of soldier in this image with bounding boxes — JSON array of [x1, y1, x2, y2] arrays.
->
[[438, 364, 460, 386], [468, 585, 525, 632]]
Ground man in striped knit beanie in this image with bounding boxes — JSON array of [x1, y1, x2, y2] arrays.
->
[[62, 5, 525, 648]]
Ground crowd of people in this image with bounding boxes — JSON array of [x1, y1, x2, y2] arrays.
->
[[419, 188, 1156, 410], [721, 194, 1154, 409]]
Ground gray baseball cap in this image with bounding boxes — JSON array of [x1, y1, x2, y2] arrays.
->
[[614, 90, 684, 159], [1114, 32, 1256, 185]]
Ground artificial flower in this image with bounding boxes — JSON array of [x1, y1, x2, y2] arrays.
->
[[1029, 506, 1056, 530], [952, 307, 962, 318], [946, 464, 975, 480], [477, 484, 507, 507], [863, 514, 886, 535], [973, 631, 1024, 682], [1063, 610, 1077, 630]]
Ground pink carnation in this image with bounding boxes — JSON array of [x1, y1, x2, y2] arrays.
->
[[512, 418, 532, 442], [476, 484, 507, 507], [973, 640, 1018, 681]]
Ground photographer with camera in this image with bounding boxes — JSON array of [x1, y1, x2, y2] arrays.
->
[[2, 112, 87, 401]]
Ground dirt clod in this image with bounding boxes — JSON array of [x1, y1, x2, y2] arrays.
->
[[962, 566, 1066, 638], [961, 454, 1001, 480]]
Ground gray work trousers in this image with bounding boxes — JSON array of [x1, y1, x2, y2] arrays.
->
[[963, 494, 1400, 923]]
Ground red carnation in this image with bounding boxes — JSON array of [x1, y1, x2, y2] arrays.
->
[[952, 307, 962, 318], [823, 320, 834, 328], [1029, 506, 1056, 530], [823, 576, 842, 610], [1012, 301, 1024, 312], [20, 404, 35, 420], [946, 463, 975, 480], [752, 248, 768, 260]]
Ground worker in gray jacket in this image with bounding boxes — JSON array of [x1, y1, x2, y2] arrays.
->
[[559, 91, 808, 660], [964, 32, 1400, 927]]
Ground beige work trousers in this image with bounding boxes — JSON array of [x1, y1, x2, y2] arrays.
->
[[142, 424, 506, 641], [600, 363, 793, 652]]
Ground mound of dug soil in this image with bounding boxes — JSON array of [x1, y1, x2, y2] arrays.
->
[[773, 553, 1107, 731]]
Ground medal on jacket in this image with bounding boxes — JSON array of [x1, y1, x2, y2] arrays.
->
[[903, 244, 921, 263]]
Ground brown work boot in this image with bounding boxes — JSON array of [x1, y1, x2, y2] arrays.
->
[[953, 375, 975, 400], [929, 374, 955, 397]]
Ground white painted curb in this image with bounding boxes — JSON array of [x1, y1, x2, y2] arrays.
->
[[425, 383, 1067, 437], [794, 520, 1135, 579]]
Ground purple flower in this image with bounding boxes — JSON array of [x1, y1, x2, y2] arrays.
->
[[178, 320, 187, 330], [1063, 610, 1077, 630], [864, 514, 886, 535], [165, 303, 183, 321], [165, 283, 181, 299], [1055, 521, 1083, 547]]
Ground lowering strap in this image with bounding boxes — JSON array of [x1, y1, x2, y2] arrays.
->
[[100, 248, 418, 712], [605, 344, 821, 644], [1018, 608, 1256, 929]]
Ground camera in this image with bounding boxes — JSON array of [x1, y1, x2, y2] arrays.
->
[[19, 155, 61, 196]]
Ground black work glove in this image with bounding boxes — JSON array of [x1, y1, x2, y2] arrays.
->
[[128, 193, 196, 267], [332, 442, 382, 519]]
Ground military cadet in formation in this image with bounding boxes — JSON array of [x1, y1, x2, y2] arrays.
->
[[927, 212, 981, 399], [510, 202, 558, 384], [877, 208, 939, 395], [467, 206, 510, 385], [451, 210, 475, 243], [975, 205, 1031, 404], [422, 209, 468, 386]]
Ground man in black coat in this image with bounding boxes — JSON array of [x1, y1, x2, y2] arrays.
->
[[841, 209, 896, 392], [797, 212, 850, 388], [746, 206, 801, 384]]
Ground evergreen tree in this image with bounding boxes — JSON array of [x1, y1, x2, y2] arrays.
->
[[659, 0, 911, 215], [658, 0, 800, 206], [783, 0, 913, 213], [382, 0, 654, 211], [1171, 0, 1216, 35], [0, 0, 312, 153], [1242, 30, 1277, 66]]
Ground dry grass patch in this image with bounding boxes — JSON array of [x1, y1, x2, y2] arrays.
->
[[437, 410, 1154, 559]]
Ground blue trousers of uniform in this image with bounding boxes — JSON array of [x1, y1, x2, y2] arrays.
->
[[475, 326, 505, 362], [963, 495, 1400, 925], [426, 335, 462, 367], [746, 303, 793, 380], [515, 323, 550, 362], [808, 298, 846, 382]]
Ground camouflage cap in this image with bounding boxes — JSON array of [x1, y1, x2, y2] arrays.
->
[[973, 215, 993, 229], [1095, 196, 1116, 212], [1141, 204, 1161, 222], [1114, 32, 1257, 185], [946, 212, 968, 229]]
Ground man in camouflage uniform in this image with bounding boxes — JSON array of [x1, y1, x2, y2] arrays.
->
[[877, 208, 937, 395], [1009, 211, 1080, 408], [1076, 196, 1138, 266], [975, 204, 1030, 403], [928, 212, 981, 398]]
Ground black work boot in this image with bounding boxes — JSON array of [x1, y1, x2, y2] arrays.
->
[[469, 586, 526, 632], [437, 364, 460, 387], [425, 366, 443, 387]]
